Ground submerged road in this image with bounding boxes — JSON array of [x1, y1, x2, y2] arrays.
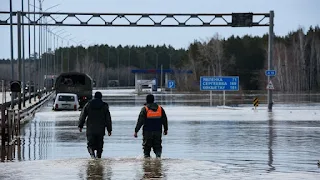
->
[[1, 95, 320, 179]]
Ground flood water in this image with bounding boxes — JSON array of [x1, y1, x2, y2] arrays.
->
[[1, 91, 320, 179]]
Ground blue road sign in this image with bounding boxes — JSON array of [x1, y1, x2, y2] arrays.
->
[[168, 80, 176, 89], [265, 70, 276, 76], [200, 76, 239, 91]]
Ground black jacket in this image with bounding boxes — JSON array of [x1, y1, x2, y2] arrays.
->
[[135, 103, 168, 133], [78, 98, 112, 136]]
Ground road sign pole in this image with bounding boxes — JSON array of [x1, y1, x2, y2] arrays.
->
[[160, 64, 163, 93], [268, 11, 274, 112], [167, 80, 175, 105], [171, 88, 172, 105], [223, 90, 226, 106], [210, 91, 212, 106]]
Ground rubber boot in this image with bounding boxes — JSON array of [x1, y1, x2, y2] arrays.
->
[[155, 151, 161, 158], [144, 149, 151, 158], [97, 150, 102, 159], [87, 147, 96, 159]]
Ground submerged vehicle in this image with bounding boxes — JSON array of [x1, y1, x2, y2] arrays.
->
[[53, 93, 79, 111], [54, 72, 93, 108]]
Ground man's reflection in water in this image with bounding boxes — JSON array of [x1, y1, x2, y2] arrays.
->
[[142, 158, 164, 179], [86, 160, 105, 180]]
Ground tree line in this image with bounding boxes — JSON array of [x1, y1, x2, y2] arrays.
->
[[0, 26, 319, 92]]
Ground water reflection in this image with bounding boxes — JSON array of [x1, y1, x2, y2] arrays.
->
[[141, 159, 164, 179], [267, 112, 275, 172], [86, 160, 105, 180], [16, 115, 56, 161], [6, 100, 320, 175]]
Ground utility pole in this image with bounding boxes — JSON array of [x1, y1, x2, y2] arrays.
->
[[76, 44, 79, 72], [33, 0, 36, 101], [44, 20, 48, 90], [22, 0, 26, 107], [53, 33, 56, 75], [128, 47, 131, 86], [107, 48, 110, 87], [117, 49, 120, 85], [28, 0, 32, 104], [160, 64, 163, 92], [267, 11, 274, 112], [38, 0, 42, 95], [61, 38, 64, 73], [10, 0, 14, 109], [17, 11, 22, 110], [68, 40, 70, 72]]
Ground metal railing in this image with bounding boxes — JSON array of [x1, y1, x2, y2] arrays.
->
[[0, 92, 53, 162]]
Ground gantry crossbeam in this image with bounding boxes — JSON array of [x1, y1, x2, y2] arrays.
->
[[0, 11, 270, 27]]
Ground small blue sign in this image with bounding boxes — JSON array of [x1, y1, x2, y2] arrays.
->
[[168, 80, 176, 89], [265, 70, 276, 76], [200, 76, 239, 91]]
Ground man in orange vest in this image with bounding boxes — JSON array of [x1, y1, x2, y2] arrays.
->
[[134, 94, 168, 158]]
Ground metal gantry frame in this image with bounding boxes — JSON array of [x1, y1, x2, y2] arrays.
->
[[0, 11, 274, 111], [0, 11, 271, 27]]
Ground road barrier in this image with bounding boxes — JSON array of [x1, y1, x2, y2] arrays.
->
[[0, 91, 53, 162]]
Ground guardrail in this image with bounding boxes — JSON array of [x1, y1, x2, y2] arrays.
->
[[0, 91, 53, 162], [0, 90, 48, 109], [93, 86, 136, 90]]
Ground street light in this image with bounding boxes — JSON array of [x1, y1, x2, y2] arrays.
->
[[9, 0, 14, 108], [50, 30, 66, 75], [67, 37, 76, 72], [143, 50, 159, 90], [128, 46, 131, 86], [34, 1, 60, 92], [60, 34, 71, 72], [143, 50, 159, 69], [44, 4, 60, 12], [72, 40, 86, 72]]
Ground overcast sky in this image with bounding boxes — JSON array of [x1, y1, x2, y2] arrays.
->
[[0, 0, 319, 59]]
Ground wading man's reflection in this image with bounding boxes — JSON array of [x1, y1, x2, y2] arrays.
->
[[142, 159, 164, 179], [86, 160, 105, 180]]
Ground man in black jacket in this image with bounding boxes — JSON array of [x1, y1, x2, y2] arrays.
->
[[134, 94, 168, 158], [78, 91, 112, 159]]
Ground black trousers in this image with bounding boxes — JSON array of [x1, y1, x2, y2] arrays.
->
[[87, 134, 104, 153], [142, 131, 162, 157]]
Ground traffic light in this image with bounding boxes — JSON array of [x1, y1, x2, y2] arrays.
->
[[10, 80, 21, 92]]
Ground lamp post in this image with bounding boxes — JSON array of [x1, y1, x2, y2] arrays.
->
[[33, 0, 36, 101], [143, 50, 159, 88], [128, 46, 131, 86], [34, 0, 60, 92], [9, 0, 14, 108], [48, 29, 65, 74], [71, 40, 86, 73], [67, 37, 75, 72], [60, 34, 71, 72]]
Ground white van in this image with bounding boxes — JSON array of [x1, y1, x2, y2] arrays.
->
[[53, 93, 79, 111]]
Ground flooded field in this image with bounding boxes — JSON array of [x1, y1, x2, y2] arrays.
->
[[95, 89, 320, 106], [1, 90, 320, 179]]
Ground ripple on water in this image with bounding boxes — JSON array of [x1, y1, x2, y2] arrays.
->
[[0, 158, 320, 180]]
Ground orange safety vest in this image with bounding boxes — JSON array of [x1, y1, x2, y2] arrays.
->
[[144, 105, 163, 131], [145, 105, 162, 118]]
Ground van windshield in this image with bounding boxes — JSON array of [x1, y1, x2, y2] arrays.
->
[[58, 95, 75, 102]]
